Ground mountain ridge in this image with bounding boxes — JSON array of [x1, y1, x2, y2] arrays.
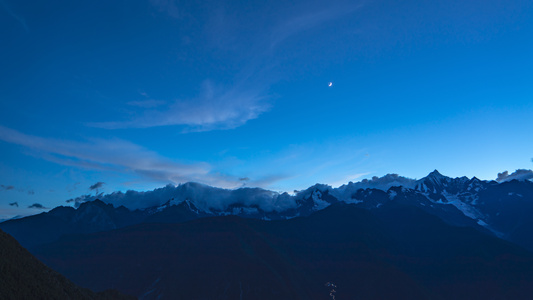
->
[[2, 170, 533, 251]]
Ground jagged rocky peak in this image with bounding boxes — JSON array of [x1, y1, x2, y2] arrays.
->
[[427, 169, 447, 180], [78, 198, 112, 210], [424, 170, 475, 184], [457, 176, 470, 183], [415, 170, 451, 194]]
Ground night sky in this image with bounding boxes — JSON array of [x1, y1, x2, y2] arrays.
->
[[1, 0, 532, 218]]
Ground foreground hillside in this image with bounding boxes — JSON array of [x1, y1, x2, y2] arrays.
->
[[0, 229, 135, 300], [33, 203, 533, 300]]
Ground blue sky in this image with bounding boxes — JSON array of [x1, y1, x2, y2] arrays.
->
[[1, 0, 532, 218]]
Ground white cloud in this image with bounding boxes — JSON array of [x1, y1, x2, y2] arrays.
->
[[90, 80, 270, 132], [68, 182, 297, 212], [269, 3, 363, 48], [0, 0, 29, 32], [328, 172, 369, 188], [334, 173, 417, 200], [0, 125, 244, 187], [496, 169, 533, 182]]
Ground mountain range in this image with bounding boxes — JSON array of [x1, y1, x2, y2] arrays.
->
[[2, 170, 533, 299], [3, 170, 533, 251]]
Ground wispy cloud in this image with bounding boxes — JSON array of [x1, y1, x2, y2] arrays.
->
[[269, 3, 363, 48], [245, 174, 293, 189], [89, 182, 105, 190], [90, 80, 270, 132], [89, 182, 105, 194], [127, 99, 167, 108], [0, 125, 245, 188], [150, 0, 181, 19], [0, 0, 29, 32], [0, 126, 287, 189], [327, 172, 369, 188], [88, 3, 361, 133], [1, 184, 34, 195]]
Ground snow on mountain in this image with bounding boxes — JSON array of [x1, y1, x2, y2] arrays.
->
[[335, 173, 416, 200], [388, 189, 397, 200], [5, 169, 533, 251], [59, 170, 519, 230], [69, 182, 296, 214], [439, 191, 484, 220]]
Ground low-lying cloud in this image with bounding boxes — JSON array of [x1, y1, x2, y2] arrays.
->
[[335, 173, 417, 198], [496, 169, 533, 182], [62, 169, 533, 215], [67, 182, 296, 212], [64, 174, 416, 213]]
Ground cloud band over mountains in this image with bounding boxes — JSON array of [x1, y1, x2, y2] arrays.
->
[[67, 182, 293, 212], [497, 169, 533, 182]]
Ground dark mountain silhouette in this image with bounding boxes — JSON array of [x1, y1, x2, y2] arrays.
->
[[0, 229, 135, 299], [0, 200, 147, 249], [33, 203, 533, 299], [2, 170, 533, 253]]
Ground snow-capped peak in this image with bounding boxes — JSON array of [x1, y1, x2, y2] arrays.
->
[[425, 170, 449, 184]]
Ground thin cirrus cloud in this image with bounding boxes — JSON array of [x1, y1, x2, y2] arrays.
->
[[127, 99, 167, 108], [88, 3, 361, 133], [268, 3, 364, 49], [0, 125, 244, 187], [90, 81, 270, 132], [0, 0, 29, 33], [1, 184, 34, 195], [149, 0, 182, 19]]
